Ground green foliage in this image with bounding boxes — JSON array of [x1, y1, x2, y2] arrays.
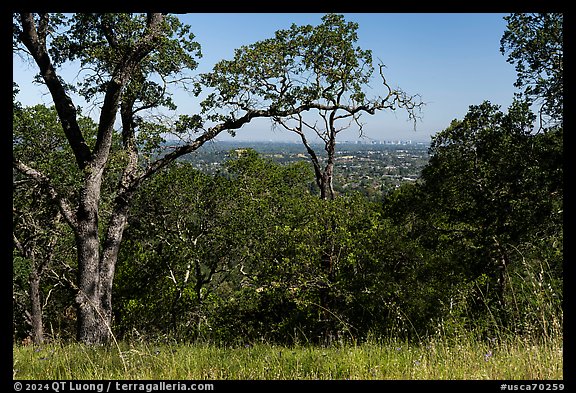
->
[[200, 13, 376, 123], [13, 105, 84, 190], [500, 13, 563, 125], [48, 13, 201, 104], [109, 118, 563, 343], [13, 13, 562, 348], [12, 103, 88, 342], [384, 100, 562, 339], [425, 101, 538, 240]]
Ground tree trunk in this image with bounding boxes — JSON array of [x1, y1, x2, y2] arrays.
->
[[100, 199, 131, 335], [75, 224, 131, 344], [75, 224, 110, 344], [75, 168, 111, 345], [14, 207, 61, 345], [28, 270, 44, 345], [319, 164, 335, 201]]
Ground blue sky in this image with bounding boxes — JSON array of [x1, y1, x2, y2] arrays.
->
[[13, 13, 520, 143]]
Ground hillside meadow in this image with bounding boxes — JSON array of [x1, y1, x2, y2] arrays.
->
[[13, 334, 562, 380]]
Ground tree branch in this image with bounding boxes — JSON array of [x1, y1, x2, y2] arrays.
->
[[134, 104, 316, 190], [92, 13, 165, 170], [13, 158, 78, 230], [18, 13, 92, 169]]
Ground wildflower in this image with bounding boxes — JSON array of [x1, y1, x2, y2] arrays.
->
[[484, 350, 493, 361]]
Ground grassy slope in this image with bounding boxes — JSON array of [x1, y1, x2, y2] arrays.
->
[[13, 336, 563, 380]]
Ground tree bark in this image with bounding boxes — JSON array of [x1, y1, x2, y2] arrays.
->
[[28, 268, 44, 345], [320, 159, 335, 201], [75, 169, 108, 344]]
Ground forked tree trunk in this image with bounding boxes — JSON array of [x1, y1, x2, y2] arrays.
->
[[75, 216, 131, 344], [75, 166, 133, 345]]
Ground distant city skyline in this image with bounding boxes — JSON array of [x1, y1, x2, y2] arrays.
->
[[176, 137, 429, 145], [13, 13, 520, 143]]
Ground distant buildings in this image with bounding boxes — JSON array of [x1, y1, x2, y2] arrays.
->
[[337, 139, 428, 146]]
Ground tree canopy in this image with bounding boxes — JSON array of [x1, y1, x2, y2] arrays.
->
[[12, 13, 562, 346], [500, 13, 563, 127]]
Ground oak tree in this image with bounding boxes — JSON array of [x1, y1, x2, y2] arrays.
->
[[14, 13, 403, 344], [203, 14, 423, 201]]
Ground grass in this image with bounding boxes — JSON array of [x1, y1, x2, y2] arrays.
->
[[13, 334, 563, 380]]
